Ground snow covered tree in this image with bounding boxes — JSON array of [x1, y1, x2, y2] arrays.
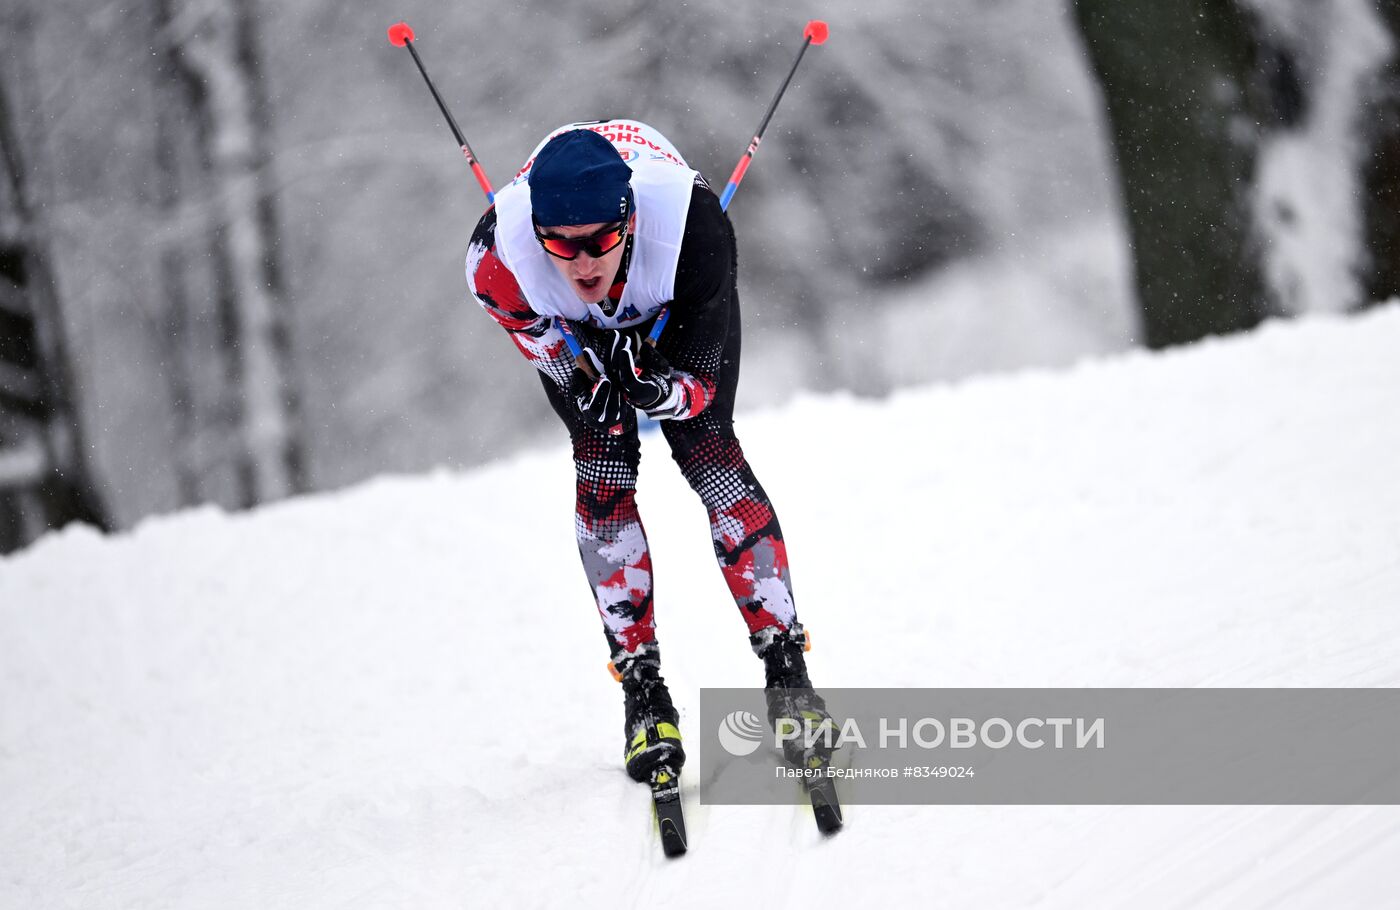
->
[[163, 0, 306, 506], [1071, 0, 1277, 347], [1363, 3, 1400, 305], [0, 27, 110, 553], [148, 0, 205, 507]]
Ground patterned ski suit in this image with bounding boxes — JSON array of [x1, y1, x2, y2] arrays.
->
[[465, 121, 801, 659]]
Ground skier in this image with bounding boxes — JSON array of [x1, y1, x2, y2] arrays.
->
[[465, 119, 828, 784]]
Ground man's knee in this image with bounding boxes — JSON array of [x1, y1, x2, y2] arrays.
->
[[572, 428, 640, 474], [662, 419, 738, 472]]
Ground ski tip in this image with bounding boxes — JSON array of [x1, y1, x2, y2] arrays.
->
[[387, 22, 415, 47], [809, 782, 844, 835], [814, 803, 843, 835], [651, 766, 688, 856], [804, 20, 830, 46], [659, 819, 689, 857]]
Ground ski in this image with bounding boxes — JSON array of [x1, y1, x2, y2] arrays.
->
[[650, 765, 687, 857], [804, 773, 844, 835]]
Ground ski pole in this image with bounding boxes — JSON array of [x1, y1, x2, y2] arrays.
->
[[389, 20, 613, 383], [719, 19, 830, 211], [387, 23, 603, 377], [387, 22, 495, 203], [386, 21, 618, 436], [645, 19, 830, 346]]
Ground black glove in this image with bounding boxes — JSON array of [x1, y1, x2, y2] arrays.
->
[[570, 346, 626, 428], [603, 331, 678, 413]]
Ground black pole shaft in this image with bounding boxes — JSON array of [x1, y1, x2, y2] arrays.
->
[[753, 38, 814, 144], [403, 39, 474, 158], [397, 36, 494, 200]]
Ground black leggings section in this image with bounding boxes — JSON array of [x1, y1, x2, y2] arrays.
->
[[541, 287, 799, 657]]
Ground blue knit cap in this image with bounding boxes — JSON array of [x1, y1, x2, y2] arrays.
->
[[529, 130, 633, 227]]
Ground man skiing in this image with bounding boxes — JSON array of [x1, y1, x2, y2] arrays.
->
[[465, 119, 827, 786]]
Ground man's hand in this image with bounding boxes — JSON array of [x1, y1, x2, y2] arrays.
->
[[571, 346, 626, 427], [604, 332, 682, 415]]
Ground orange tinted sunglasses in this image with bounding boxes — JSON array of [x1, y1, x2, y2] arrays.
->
[[533, 221, 628, 261]]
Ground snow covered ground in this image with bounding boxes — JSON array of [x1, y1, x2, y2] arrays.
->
[[3, 305, 1398, 908]]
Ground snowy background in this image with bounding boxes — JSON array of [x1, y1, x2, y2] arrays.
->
[[0, 0, 1171, 521], [3, 305, 1398, 907], [5, 0, 1392, 526], [3, 0, 1400, 904]]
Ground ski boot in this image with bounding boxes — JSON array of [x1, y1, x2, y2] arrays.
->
[[610, 642, 686, 783], [751, 623, 836, 769], [753, 623, 844, 833]]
